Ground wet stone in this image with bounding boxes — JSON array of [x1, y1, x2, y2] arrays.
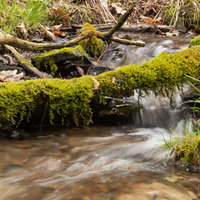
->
[[0, 56, 9, 64], [87, 65, 113, 76]]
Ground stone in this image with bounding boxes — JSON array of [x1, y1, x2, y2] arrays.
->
[[0, 56, 9, 64], [87, 65, 113, 76]]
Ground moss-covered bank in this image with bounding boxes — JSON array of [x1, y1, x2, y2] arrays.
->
[[1, 45, 200, 126]]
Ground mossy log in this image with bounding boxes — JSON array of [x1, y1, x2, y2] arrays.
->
[[0, 45, 200, 127]]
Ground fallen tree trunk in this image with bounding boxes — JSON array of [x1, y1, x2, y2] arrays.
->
[[0, 45, 200, 126]]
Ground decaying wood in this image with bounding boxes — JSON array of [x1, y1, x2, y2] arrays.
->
[[4, 45, 51, 78], [0, 2, 145, 51], [0, 32, 87, 51]]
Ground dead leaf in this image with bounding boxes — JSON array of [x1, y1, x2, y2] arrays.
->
[[51, 8, 63, 19], [4, 54, 18, 66], [0, 70, 24, 82], [39, 23, 56, 41], [53, 29, 63, 36], [61, 13, 71, 27], [16, 22, 28, 40], [111, 3, 126, 15], [140, 15, 160, 27], [50, 24, 63, 32], [62, 12, 71, 20], [188, 29, 197, 36]]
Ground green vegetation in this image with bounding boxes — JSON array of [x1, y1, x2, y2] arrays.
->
[[0, 77, 94, 126], [164, 0, 200, 30], [163, 76, 200, 166], [96, 45, 200, 103], [0, 0, 51, 35], [78, 23, 104, 57], [189, 36, 200, 47], [1, 44, 200, 126], [163, 121, 200, 166]]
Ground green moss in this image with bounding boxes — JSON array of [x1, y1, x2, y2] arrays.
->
[[189, 36, 200, 47], [32, 47, 76, 76], [2, 45, 200, 127], [75, 45, 89, 57], [78, 23, 104, 57], [0, 76, 94, 126], [96, 45, 200, 103], [19, 59, 35, 68]]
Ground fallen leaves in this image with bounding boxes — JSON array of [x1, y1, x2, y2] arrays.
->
[[50, 8, 71, 28], [0, 70, 24, 82]]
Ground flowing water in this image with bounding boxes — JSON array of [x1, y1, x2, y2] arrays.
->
[[0, 36, 200, 200], [0, 124, 199, 200]]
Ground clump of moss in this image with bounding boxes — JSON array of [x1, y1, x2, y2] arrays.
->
[[0, 76, 94, 126], [189, 36, 200, 47], [78, 23, 104, 57], [32, 47, 76, 76], [75, 45, 89, 57]]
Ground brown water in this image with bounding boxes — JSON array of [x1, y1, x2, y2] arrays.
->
[[0, 125, 199, 200]]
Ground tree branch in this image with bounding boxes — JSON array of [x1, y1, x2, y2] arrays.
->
[[103, 1, 136, 38]]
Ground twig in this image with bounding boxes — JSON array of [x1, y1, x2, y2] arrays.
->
[[96, 48, 106, 65]]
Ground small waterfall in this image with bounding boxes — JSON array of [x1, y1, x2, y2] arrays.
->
[[131, 87, 190, 129]]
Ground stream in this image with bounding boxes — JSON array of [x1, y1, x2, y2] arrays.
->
[[0, 35, 200, 200]]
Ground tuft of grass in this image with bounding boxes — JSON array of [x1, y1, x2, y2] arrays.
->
[[21, 0, 51, 28], [0, 0, 51, 35], [163, 120, 200, 166], [163, 75, 200, 166]]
